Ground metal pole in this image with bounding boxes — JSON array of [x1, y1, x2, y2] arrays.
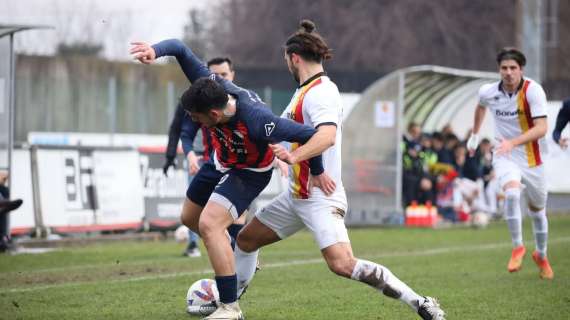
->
[[7, 34, 15, 188], [108, 76, 116, 146], [395, 71, 405, 215], [30, 145, 45, 237]]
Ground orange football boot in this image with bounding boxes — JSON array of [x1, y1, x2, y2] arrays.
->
[[507, 245, 526, 273], [532, 251, 554, 280]]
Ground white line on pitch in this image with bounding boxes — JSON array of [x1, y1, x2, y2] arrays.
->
[[3, 236, 570, 294]]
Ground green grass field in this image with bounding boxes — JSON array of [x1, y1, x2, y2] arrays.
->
[[1, 215, 570, 320]]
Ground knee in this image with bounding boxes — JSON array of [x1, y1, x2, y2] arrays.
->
[[236, 231, 259, 253], [504, 187, 521, 201], [528, 204, 544, 213], [198, 216, 221, 241], [327, 257, 356, 278]]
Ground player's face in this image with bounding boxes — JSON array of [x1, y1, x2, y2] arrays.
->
[[499, 59, 523, 89], [209, 62, 235, 81], [284, 52, 300, 83], [187, 110, 220, 128]]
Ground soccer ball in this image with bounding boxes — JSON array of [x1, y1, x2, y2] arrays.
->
[[186, 279, 219, 316], [174, 225, 189, 243], [471, 211, 490, 229]]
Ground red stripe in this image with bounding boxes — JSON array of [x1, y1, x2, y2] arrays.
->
[[293, 88, 310, 198], [201, 127, 211, 162], [522, 81, 542, 166]]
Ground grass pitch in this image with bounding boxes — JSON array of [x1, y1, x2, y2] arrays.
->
[[1, 215, 569, 319]]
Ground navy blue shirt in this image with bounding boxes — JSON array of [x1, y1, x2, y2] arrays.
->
[[152, 39, 323, 174], [553, 99, 570, 144]]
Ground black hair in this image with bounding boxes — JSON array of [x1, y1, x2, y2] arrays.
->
[[285, 19, 332, 63], [207, 57, 233, 70], [496, 47, 526, 67], [180, 77, 228, 114]]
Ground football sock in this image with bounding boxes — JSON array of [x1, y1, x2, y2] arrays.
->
[[504, 188, 523, 247], [235, 245, 259, 297], [351, 259, 424, 311], [529, 208, 548, 258], [215, 274, 237, 304]]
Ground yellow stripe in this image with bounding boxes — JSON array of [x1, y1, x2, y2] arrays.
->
[[516, 85, 536, 167], [289, 77, 322, 197]]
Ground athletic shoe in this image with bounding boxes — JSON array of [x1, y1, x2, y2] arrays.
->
[[507, 245, 526, 273], [418, 296, 446, 320], [187, 301, 217, 316], [202, 302, 244, 320], [184, 247, 202, 257], [532, 251, 554, 280]]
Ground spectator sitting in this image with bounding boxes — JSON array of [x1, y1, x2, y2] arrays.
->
[[403, 141, 435, 207], [431, 132, 453, 164]]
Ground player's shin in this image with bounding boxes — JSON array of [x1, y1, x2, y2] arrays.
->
[[529, 208, 548, 258], [504, 188, 523, 247], [351, 259, 424, 311], [235, 245, 259, 297]]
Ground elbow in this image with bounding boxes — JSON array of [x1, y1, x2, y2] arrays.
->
[[326, 136, 336, 148]]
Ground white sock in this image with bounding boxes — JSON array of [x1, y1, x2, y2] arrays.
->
[[234, 245, 259, 297], [504, 188, 523, 247], [351, 259, 424, 311], [529, 208, 548, 258]]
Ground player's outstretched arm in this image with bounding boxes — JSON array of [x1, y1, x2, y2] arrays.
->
[[130, 39, 211, 82]]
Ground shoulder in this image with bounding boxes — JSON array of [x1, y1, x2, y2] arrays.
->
[[523, 78, 547, 101], [478, 81, 499, 99], [304, 77, 340, 102]]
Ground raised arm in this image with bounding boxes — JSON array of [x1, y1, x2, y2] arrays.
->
[[130, 39, 211, 82]]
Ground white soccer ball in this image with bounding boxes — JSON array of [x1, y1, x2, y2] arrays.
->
[[471, 211, 490, 229], [186, 278, 219, 315], [174, 225, 189, 243]]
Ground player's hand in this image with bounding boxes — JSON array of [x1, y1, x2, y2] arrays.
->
[[466, 134, 479, 157], [310, 172, 336, 196], [495, 138, 514, 156], [187, 151, 201, 175], [559, 138, 568, 150], [129, 42, 156, 64], [269, 144, 297, 165], [163, 157, 176, 177], [274, 158, 289, 177]]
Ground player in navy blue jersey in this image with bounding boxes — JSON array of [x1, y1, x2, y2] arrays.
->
[[131, 39, 336, 319]]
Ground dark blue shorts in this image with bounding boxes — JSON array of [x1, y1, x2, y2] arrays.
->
[[186, 163, 273, 218]]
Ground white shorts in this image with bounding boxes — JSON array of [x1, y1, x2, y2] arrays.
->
[[255, 192, 350, 250], [493, 156, 547, 209]]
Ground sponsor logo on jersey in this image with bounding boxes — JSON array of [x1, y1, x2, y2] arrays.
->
[[264, 122, 275, 136], [496, 109, 523, 117]]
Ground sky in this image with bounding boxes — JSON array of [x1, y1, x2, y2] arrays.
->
[[1, 0, 212, 60]]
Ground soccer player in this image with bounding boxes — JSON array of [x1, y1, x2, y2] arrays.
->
[[163, 57, 243, 257], [233, 20, 445, 320], [130, 39, 336, 320], [467, 47, 554, 279], [552, 98, 569, 149]]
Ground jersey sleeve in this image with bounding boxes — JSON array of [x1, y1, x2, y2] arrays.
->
[[526, 82, 548, 118], [180, 116, 202, 156], [165, 104, 185, 160], [152, 39, 211, 83], [246, 106, 324, 175], [303, 86, 340, 127], [477, 84, 492, 108], [552, 100, 570, 143]]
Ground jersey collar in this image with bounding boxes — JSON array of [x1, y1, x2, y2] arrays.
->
[[498, 78, 525, 95], [298, 71, 326, 89]]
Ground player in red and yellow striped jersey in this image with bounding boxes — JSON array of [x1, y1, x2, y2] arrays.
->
[[234, 20, 445, 320], [467, 48, 553, 279]]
